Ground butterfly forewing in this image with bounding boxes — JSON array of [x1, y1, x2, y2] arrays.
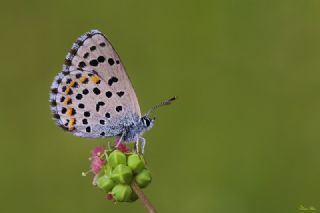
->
[[65, 30, 140, 117], [50, 30, 141, 138]]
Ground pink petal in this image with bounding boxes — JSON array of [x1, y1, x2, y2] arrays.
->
[[91, 146, 105, 157], [91, 157, 105, 174], [117, 143, 129, 153]]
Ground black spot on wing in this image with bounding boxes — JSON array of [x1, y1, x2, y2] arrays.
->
[[89, 60, 98, 66], [82, 89, 89, 95], [51, 100, 57, 106], [51, 88, 58, 94], [61, 107, 67, 114], [86, 33, 93, 38], [76, 94, 83, 100], [78, 61, 86, 68], [76, 40, 84, 46], [105, 91, 112, 98], [108, 58, 115, 66], [64, 119, 69, 126], [70, 48, 77, 55], [53, 114, 60, 119], [93, 87, 100, 95], [83, 52, 89, 59], [64, 59, 72, 66], [116, 91, 124, 97], [60, 96, 65, 102], [96, 101, 105, 112], [62, 71, 70, 76], [97, 56, 105, 63], [116, 106, 122, 112], [108, 77, 118, 86]]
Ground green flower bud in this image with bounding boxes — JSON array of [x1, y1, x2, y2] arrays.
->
[[96, 175, 115, 192], [108, 150, 127, 168], [103, 164, 112, 176], [127, 154, 145, 174], [128, 191, 139, 202], [135, 169, 152, 188], [111, 164, 133, 184], [112, 184, 132, 202]]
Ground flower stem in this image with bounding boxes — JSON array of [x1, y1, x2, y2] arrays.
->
[[131, 181, 157, 213]]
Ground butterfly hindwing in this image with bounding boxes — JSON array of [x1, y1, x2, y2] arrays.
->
[[50, 69, 140, 138]]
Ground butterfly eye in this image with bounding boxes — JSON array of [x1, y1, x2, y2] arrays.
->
[[145, 119, 150, 127], [141, 117, 150, 127]]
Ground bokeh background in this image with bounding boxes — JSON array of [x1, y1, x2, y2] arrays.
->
[[1, 0, 320, 212]]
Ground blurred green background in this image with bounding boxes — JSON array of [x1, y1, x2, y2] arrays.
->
[[1, 0, 320, 212]]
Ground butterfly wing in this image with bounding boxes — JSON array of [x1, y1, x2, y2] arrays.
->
[[50, 30, 141, 138]]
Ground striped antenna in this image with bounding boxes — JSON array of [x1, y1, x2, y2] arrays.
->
[[145, 96, 177, 116]]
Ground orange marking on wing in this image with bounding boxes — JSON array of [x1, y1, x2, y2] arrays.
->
[[64, 97, 71, 105], [91, 75, 100, 84], [80, 76, 88, 83], [68, 117, 75, 129], [66, 107, 74, 117], [65, 87, 71, 94], [70, 80, 77, 87]]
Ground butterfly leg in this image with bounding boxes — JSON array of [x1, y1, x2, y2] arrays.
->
[[135, 138, 139, 154], [115, 132, 125, 148], [139, 137, 146, 154]]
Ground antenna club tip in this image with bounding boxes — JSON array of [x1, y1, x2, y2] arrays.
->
[[170, 96, 178, 101]]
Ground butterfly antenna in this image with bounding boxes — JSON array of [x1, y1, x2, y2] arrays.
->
[[146, 96, 177, 116]]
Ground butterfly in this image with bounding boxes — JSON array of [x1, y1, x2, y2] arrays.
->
[[49, 29, 176, 153]]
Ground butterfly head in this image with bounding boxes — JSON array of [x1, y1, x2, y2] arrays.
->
[[140, 116, 155, 130]]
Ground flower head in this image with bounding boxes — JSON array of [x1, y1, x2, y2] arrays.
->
[[90, 146, 106, 174]]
